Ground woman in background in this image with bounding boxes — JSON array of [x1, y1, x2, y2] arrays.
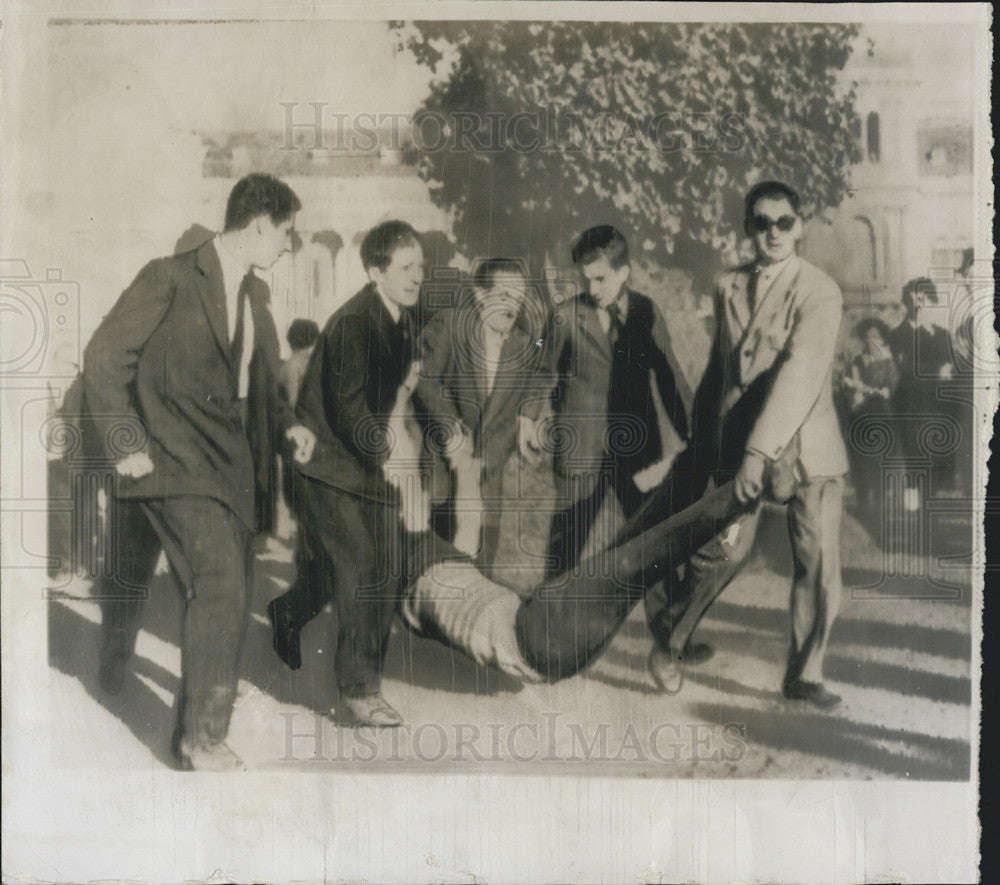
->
[[843, 317, 899, 522]]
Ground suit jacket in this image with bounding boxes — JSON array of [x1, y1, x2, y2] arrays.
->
[[82, 239, 293, 533], [548, 289, 690, 487], [294, 283, 413, 503], [690, 256, 848, 481], [414, 295, 552, 500]]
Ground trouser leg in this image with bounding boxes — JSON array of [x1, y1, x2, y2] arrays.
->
[[784, 478, 844, 685], [300, 483, 404, 699], [337, 496, 403, 698], [269, 471, 335, 630], [545, 469, 611, 580], [98, 496, 162, 662], [516, 480, 749, 679], [654, 505, 761, 657], [143, 497, 252, 748], [477, 467, 505, 570]]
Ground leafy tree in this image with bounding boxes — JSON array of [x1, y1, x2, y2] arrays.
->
[[394, 21, 861, 294]]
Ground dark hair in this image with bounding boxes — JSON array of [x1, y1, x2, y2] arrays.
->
[[224, 173, 301, 232], [471, 257, 528, 291], [901, 277, 938, 317], [287, 318, 320, 351], [744, 180, 801, 223], [571, 225, 630, 269], [855, 317, 890, 342], [360, 220, 422, 272]]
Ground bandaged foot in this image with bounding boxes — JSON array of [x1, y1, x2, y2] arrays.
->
[[403, 562, 543, 683]]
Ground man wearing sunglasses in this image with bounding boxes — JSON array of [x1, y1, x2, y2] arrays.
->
[[646, 180, 849, 710]]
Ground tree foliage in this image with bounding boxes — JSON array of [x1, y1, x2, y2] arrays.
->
[[394, 21, 862, 291]]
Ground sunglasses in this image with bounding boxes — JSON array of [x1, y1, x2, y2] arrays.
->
[[750, 214, 797, 234]]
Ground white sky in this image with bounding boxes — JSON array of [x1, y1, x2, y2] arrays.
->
[[44, 20, 436, 134]]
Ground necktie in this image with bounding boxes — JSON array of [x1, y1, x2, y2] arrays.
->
[[606, 303, 624, 346], [230, 274, 251, 393], [747, 269, 760, 315], [399, 306, 414, 365]]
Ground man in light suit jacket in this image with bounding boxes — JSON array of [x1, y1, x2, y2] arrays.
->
[[647, 181, 849, 710], [414, 257, 551, 569], [83, 174, 315, 769]]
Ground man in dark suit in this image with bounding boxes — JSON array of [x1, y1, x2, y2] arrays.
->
[[647, 181, 849, 710], [414, 257, 551, 570], [267, 220, 425, 727], [82, 173, 315, 770], [544, 226, 690, 588]]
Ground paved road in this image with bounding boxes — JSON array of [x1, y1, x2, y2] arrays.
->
[[45, 473, 974, 781]]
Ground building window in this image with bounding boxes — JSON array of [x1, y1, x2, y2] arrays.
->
[[918, 123, 973, 177], [866, 112, 881, 163]]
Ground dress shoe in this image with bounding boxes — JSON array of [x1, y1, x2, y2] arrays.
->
[[782, 678, 841, 710], [339, 692, 404, 727], [98, 649, 126, 695], [674, 640, 715, 666], [173, 737, 246, 772], [267, 598, 302, 671]]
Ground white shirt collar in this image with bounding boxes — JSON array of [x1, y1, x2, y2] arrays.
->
[[755, 253, 797, 280], [375, 284, 401, 324], [215, 236, 251, 303]]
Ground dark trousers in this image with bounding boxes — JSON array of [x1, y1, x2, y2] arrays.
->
[[515, 479, 751, 679], [545, 456, 648, 581], [647, 476, 844, 685], [98, 495, 254, 747], [273, 473, 406, 698]]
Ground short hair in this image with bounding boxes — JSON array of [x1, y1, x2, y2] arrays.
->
[[855, 317, 890, 342], [744, 180, 801, 223], [360, 220, 422, 272], [224, 173, 301, 232], [902, 277, 938, 316], [287, 318, 320, 351], [470, 257, 528, 291], [571, 225, 630, 269]]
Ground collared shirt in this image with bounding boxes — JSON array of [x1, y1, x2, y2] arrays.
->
[[480, 323, 508, 396], [214, 237, 255, 398], [752, 254, 798, 312], [596, 291, 630, 336], [376, 285, 402, 324]]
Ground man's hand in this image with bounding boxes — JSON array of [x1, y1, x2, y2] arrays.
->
[[443, 423, 472, 465], [400, 359, 422, 395], [734, 451, 767, 503], [286, 425, 316, 464], [517, 416, 542, 465], [116, 451, 154, 480]]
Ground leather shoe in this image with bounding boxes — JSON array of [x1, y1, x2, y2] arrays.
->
[[648, 648, 684, 694], [98, 649, 126, 695], [267, 598, 302, 671], [674, 640, 715, 666], [782, 678, 841, 710], [339, 693, 404, 727], [173, 737, 246, 772]]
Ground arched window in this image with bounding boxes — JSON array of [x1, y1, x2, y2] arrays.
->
[[866, 111, 881, 163]]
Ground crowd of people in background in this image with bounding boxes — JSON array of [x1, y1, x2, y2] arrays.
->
[[833, 271, 974, 537]]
